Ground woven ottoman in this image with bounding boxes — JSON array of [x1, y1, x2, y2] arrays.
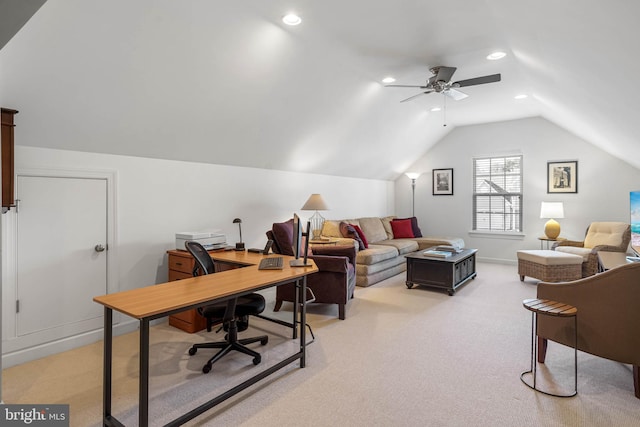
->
[[517, 250, 583, 282]]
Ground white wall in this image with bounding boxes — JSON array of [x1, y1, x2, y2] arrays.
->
[[1, 145, 394, 365], [396, 117, 640, 263], [14, 145, 394, 289]]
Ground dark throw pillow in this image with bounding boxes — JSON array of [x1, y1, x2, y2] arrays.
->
[[271, 219, 295, 256], [351, 224, 369, 248], [340, 221, 365, 250]]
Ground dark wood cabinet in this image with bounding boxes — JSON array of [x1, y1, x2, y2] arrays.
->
[[1, 108, 18, 213], [405, 249, 477, 295]]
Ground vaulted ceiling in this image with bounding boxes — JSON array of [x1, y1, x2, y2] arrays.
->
[[1, 0, 639, 180]]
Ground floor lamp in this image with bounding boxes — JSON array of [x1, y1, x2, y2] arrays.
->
[[405, 173, 421, 217]]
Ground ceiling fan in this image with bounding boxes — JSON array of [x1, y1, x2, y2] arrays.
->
[[386, 66, 501, 103]]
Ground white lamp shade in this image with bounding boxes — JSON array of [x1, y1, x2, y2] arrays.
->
[[301, 194, 329, 211], [540, 202, 564, 219], [405, 172, 421, 180]]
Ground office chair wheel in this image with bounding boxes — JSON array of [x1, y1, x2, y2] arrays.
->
[[188, 347, 197, 356], [261, 337, 268, 345], [202, 363, 212, 374], [253, 356, 261, 365]]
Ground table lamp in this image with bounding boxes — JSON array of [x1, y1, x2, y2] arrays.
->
[[233, 218, 245, 250], [540, 202, 564, 239], [301, 194, 329, 240]]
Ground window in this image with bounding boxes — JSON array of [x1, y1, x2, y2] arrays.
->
[[473, 155, 523, 232]]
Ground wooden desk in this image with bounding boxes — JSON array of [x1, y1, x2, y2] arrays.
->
[[94, 252, 317, 427]]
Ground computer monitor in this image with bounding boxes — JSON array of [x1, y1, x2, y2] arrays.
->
[[631, 191, 640, 256], [290, 213, 311, 267]]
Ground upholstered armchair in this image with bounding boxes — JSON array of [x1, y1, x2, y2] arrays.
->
[[553, 221, 631, 277], [536, 262, 640, 398], [267, 219, 357, 320]]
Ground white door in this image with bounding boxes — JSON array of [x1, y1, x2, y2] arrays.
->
[[16, 175, 107, 339]]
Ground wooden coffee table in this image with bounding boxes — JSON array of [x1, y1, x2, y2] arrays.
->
[[405, 248, 477, 295]]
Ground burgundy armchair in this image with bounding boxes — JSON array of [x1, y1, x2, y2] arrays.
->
[[267, 219, 356, 320]]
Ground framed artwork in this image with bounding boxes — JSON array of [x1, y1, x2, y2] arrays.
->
[[547, 161, 578, 193], [433, 168, 453, 195]]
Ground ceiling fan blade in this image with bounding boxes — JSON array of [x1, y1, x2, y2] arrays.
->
[[434, 66, 457, 83], [385, 84, 429, 89], [400, 91, 434, 103], [443, 88, 468, 101], [453, 73, 501, 87]]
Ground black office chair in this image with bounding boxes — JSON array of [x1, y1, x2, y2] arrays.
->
[[185, 241, 268, 374]]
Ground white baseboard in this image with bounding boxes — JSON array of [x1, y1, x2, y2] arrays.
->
[[1, 319, 141, 369], [477, 256, 517, 266]]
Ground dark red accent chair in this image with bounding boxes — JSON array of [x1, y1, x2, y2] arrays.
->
[[267, 219, 356, 320]]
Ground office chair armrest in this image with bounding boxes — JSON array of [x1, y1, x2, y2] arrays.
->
[[309, 254, 350, 274], [311, 245, 357, 265]]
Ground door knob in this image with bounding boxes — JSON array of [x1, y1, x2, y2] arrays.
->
[[95, 244, 106, 252]]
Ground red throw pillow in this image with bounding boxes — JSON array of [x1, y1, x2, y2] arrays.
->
[[351, 224, 369, 248], [391, 219, 414, 238]]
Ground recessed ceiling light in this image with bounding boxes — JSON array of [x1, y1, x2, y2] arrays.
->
[[430, 107, 441, 112], [282, 13, 302, 26], [382, 77, 396, 84], [487, 51, 506, 60], [514, 94, 528, 99]]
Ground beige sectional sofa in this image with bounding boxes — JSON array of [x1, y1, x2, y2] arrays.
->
[[320, 216, 465, 287]]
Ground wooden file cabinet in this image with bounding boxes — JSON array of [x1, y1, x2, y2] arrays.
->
[[167, 250, 207, 333], [166, 250, 240, 333]]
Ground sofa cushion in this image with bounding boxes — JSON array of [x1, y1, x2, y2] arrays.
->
[[321, 220, 342, 238], [380, 216, 396, 239], [555, 246, 592, 261], [358, 217, 388, 243], [375, 239, 419, 255], [517, 249, 584, 265], [356, 254, 407, 276], [355, 244, 399, 265], [411, 237, 465, 251], [390, 219, 414, 238], [584, 222, 629, 248]]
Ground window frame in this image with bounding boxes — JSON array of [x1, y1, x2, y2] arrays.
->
[[472, 155, 523, 233]]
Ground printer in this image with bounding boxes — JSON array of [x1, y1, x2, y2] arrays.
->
[[175, 231, 227, 251]]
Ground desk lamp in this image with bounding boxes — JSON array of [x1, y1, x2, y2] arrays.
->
[[301, 194, 329, 240], [233, 218, 245, 251], [540, 202, 564, 239]]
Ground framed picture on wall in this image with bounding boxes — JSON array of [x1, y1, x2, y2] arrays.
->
[[433, 168, 453, 195], [547, 161, 578, 193]]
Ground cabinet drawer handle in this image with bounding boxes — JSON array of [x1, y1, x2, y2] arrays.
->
[[176, 262, 183, 266]]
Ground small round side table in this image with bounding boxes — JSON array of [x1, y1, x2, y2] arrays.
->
[[520, 298, 578, 398]]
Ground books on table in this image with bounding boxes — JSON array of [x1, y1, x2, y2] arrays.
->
[[422, 249, 452, 258], [423, 245, 463, 258]]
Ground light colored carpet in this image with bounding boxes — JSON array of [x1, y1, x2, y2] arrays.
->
[[3, 262, 639, 426]]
